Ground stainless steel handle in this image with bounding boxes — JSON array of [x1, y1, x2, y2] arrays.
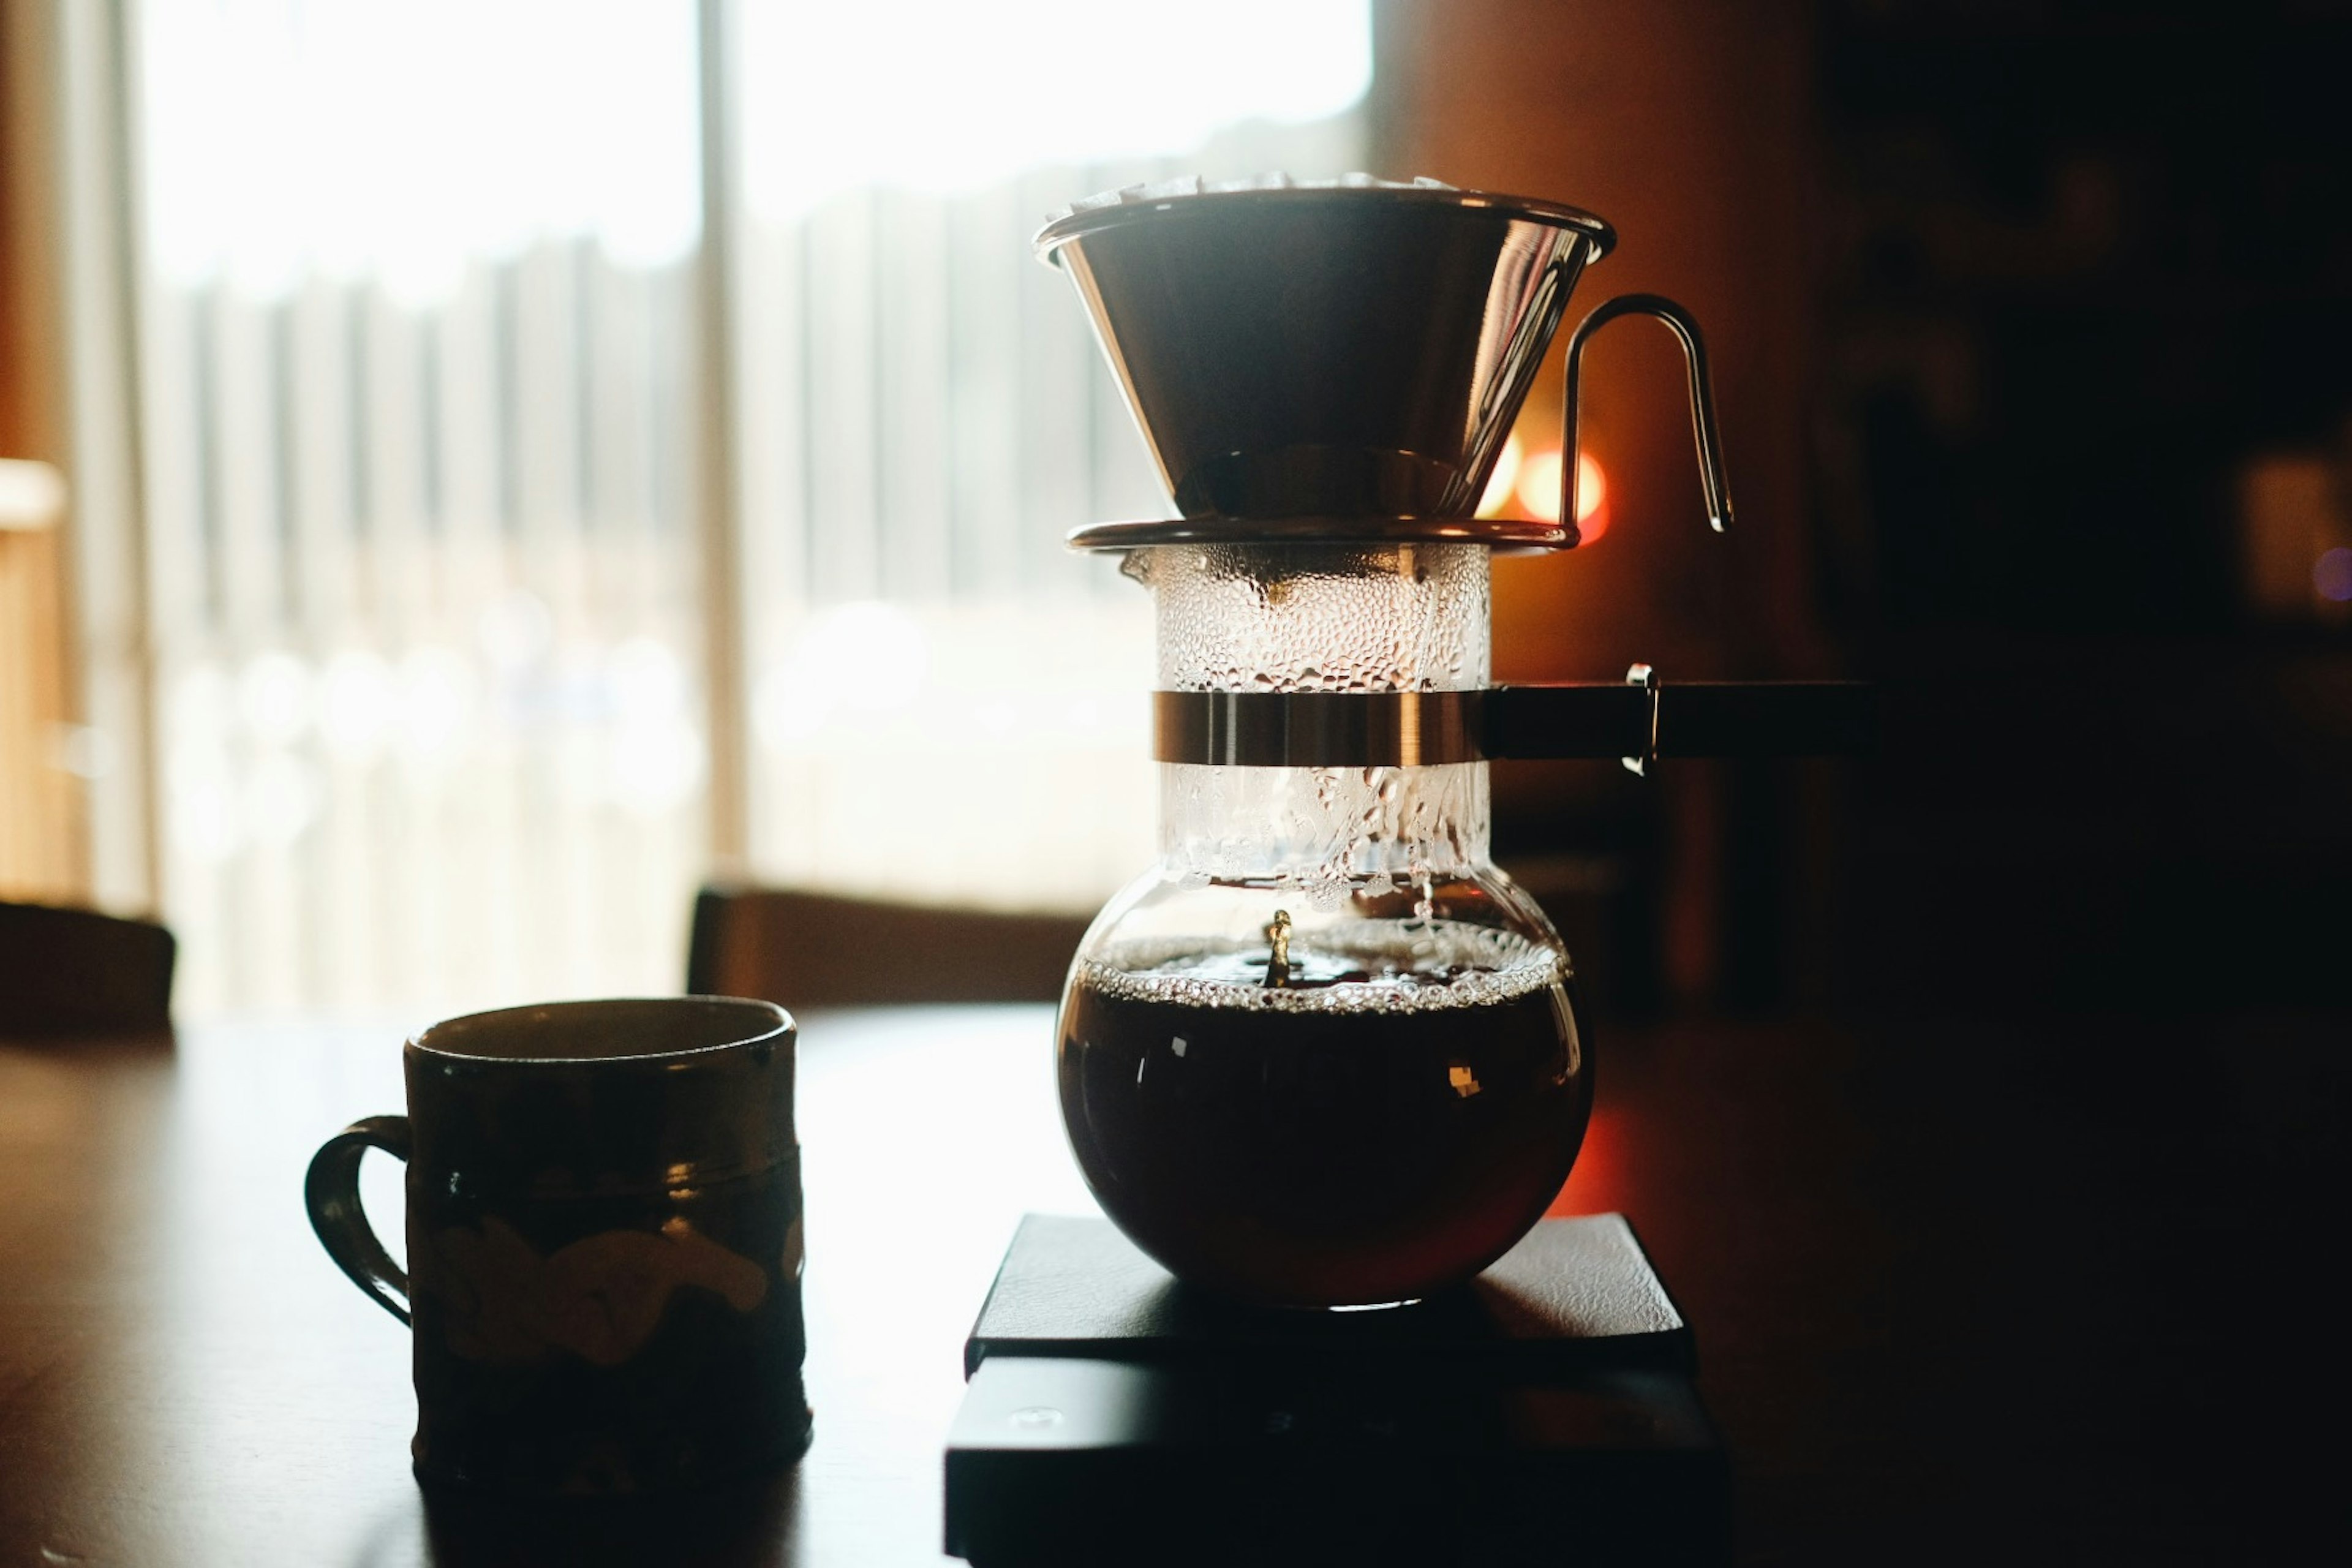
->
[[1561, 293, 1734, 541]]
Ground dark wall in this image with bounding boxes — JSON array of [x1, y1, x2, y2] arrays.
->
[[1378, 0, 2352, 1014], [1809, 1, 2352, 1011], [1815, 0, 2352, 635]]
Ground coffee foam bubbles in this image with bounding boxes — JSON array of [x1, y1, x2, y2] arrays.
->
[[1076, 921, 1567, 1016]]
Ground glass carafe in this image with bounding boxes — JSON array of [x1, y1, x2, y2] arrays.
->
[[1057, 541, 1589, 1308]]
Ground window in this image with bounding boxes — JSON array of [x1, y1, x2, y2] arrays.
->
[[90, 0, 1370, 1013]]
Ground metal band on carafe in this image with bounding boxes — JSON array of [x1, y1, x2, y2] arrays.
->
[[1150, 680, 1875, 768]]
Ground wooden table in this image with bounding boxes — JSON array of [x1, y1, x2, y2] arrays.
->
[[1, 1006, 2338, 1565]]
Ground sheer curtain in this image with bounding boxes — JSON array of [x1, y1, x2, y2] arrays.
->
[[106, 0, 1368, 1014], [130, 0, 707, 1014]]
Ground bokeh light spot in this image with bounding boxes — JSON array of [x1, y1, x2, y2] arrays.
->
[[2315, 546, 2352, 603]]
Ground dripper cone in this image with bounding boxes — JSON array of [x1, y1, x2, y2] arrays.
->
[[1036, 179, 1615, 532]]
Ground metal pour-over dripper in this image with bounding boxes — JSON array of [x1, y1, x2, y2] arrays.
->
[[1036, 175, 1730, 550]]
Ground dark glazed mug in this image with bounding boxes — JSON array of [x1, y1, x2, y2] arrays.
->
[[305, 997, 810, 1495]]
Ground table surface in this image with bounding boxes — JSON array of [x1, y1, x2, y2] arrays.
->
[[1, 1004, 2340, 1566]]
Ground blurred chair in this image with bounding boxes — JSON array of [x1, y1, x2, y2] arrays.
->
[[686, 885, 1092, 1011], [0, 900, 176, 1035]]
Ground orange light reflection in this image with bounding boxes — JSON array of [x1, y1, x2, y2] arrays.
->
[[1511, 450, 1609, 538], [1547, 1099, 1632, 1216], [1483, 444, 1610, 541]]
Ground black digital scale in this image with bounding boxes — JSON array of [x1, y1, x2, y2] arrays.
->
[[945, 1214, 1728, 1567]]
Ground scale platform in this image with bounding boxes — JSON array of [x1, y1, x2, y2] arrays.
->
[[945, 1213, 1730, 1567]]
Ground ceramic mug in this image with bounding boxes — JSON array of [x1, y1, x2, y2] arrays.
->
[[305, 997, 810, 1494]]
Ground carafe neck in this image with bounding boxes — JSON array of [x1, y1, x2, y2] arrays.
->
[[1157, 760, 1491, 885], [1132, 541, 1490, 694]]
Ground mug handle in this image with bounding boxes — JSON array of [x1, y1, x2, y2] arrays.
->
[[304, 1115, 413, 1326]]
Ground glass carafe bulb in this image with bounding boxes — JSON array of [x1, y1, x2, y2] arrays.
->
[[1057, 543, 1590, 1308]]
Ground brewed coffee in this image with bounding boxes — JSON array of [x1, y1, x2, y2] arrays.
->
[[1057, 922, 1590, 1308]]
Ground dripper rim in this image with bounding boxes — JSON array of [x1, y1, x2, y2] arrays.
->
[[1033, 183, 1618, 267], [1066, 513, 1573, 552]]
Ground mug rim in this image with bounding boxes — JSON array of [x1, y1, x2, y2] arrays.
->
[[407, 995, 793, 1066]]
